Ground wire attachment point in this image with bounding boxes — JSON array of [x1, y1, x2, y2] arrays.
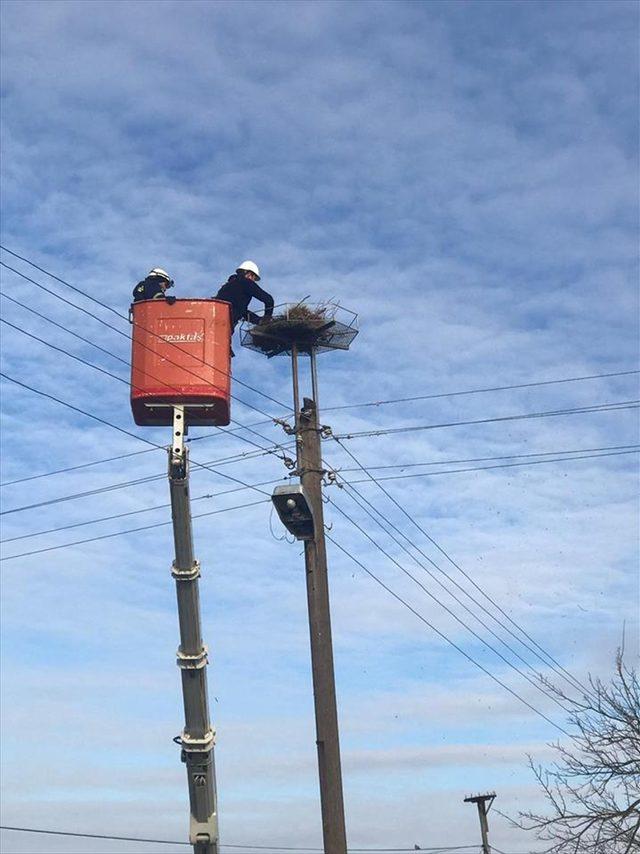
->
[[274, 417, 296, 435]]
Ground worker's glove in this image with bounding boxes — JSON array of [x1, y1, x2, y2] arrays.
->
[[247, 311, 261, 324], [165, 295, 177, 305]]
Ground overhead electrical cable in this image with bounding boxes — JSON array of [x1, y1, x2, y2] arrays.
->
[[336, 444, 640, 472], [0, 825, 477, 852], [0, 288, 135, 368], [329, 449, 636, 693], [322, 369, 640, 412], [325, 533, 569, 736], [333, 400, 640, 440], [0, 253, 290, 413], [4, 446, 627, 544], [0, 440, 293, 517], [0, 496, 273, 562], [328, 475, 582, 705], [0, 372, 277, 505], [0, 416, 278, 488], [341, 448, 640, 485], [330, 438, 592, 698], [0, 464, 280, 532], [327, 496, 573, 714]]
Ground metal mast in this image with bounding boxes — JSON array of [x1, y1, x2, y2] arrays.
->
[[168, 405, 219, 854]]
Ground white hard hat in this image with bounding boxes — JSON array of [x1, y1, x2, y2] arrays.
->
[[237, 260, 260, 280], [148, 267, 173, 284]]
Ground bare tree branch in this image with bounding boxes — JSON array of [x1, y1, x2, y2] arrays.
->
[[503, 652, 640, 853]]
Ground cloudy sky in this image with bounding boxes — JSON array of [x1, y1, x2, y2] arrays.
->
[[0, 1, 638, 852]]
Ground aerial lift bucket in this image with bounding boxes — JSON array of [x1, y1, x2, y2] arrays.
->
[[130, 298, 231, 427]]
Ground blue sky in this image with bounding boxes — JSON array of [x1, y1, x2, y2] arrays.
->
[[0, 1, 638, 852]]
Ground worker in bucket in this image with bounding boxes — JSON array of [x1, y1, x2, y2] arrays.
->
[[214, 260, 274, 355], [132, 268, 176, 303]]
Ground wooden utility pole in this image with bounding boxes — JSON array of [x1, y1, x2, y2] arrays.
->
[[297, 373, 348, 853], [464, 793, 495, 854]]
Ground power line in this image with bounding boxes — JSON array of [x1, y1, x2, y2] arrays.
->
[[3, 442, 630, 534], [336, 444, 640, 472], [322, 369, 640, 412], [0, 474, 283, 543], [327, 496, 573, 716], [341, 448, 640, 485], [0, 496, 272, 562], [0, 372, 277, 506], [327, 446, 635, 699], [0, 825, 478, 852], [333, 400, 639, 440], [330, 439, 592, 698], [328, 475, 584, 705], [0, 288, 133, 368], [0, 416, 278, 488], [0, 251, 291, 414], [326, 532, 569, 736], [0, 439, 290, 516]]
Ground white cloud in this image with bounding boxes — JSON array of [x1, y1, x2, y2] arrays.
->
[[1, 0, 637, 850]]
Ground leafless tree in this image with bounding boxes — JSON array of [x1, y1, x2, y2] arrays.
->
[[509, 652, 640, 853]]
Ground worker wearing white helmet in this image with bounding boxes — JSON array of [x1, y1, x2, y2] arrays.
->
[[132, 267, 176, 303], [214, 260, 274, 330]]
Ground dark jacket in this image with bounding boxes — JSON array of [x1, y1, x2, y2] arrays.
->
[[215, 274, 274, 327], [132, 276, 168, 302]]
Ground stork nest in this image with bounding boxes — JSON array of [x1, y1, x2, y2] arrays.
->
[[244, 301, 337, 356]]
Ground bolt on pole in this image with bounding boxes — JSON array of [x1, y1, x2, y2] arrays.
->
[[464, 792, 495, 854], [169, 406, 219, 854]]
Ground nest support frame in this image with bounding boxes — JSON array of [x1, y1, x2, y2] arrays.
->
[[240, 302, 358, 358]]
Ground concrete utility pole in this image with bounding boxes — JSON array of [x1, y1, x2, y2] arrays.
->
[[464, 792, 495, 854], [243, 308, 358, 854], [298, 367, 348, 854], [169, 406, 219, 854]]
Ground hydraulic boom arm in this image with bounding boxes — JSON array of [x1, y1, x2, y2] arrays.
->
[[168, 405, 219, 854]]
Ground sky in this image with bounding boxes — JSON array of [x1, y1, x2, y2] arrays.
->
[[0, 1, 638, 852]]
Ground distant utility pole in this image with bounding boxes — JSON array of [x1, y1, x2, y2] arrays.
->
[[169, 406, 219, 854], [243, 305, 358, 854], [464, 792, 496, 854]]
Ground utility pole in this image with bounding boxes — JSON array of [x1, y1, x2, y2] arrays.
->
[[464, 792, 495, 854], [297, 351, 347, 853], [169, 406, 219, 854], [244, 307, 358, 854]]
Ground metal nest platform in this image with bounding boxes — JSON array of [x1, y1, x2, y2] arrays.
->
[[240, 301, 358, 357]]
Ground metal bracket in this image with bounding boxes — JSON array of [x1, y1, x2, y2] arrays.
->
[[320, 424, 333, 439], [169, 405, 188, 476], [181, 727, 216, 752], [176, 645, 209, 670], [171, 560, 201, 582]]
